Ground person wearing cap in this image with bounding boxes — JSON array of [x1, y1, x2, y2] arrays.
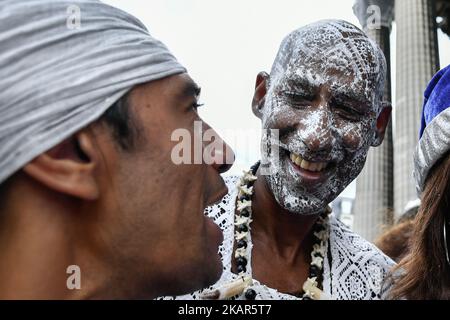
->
[[0, 0, 234, 299], [390, 64, 450, 300]]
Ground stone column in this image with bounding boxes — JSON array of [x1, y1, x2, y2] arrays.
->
[[394, 0, 439, 219], [352, 0, 394, 241]]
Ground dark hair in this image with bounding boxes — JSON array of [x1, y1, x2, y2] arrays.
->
[[375, 220, 415, 263], [101, 92, 141, 151], [390, 153, 450, 299], [0, 176, 9, 205]]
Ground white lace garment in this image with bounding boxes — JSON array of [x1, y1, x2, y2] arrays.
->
[[161, 176, 396, 300]]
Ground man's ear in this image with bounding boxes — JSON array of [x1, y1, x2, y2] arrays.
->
[[372, 101, 392, 147], [23, 130, 100, 200], [252, 71, 269, 119]]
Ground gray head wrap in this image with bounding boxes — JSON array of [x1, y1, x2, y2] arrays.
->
[[0, 0, 186, 184]]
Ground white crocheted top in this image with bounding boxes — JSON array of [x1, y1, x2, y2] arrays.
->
[[162, 176, 396, 300]]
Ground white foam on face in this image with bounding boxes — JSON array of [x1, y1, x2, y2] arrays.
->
[[260, 20, 386, 215]]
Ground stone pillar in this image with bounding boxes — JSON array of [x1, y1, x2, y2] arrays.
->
[[394, 0, 440, 219], [352, 0, 394, 241]]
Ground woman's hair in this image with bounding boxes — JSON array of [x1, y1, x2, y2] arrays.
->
[[390, 153, 450, 299]]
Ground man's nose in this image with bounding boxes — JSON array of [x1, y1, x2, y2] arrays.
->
[[301, 105, 334, 153], [204, 125, 235, 174], [213, 140, 235, 174]]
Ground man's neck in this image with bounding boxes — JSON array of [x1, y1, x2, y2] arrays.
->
[[245, 170, 328, 294], [250, 171, 320, 262]]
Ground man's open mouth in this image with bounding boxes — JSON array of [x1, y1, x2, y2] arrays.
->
[[205, 181, 229, 208], [289, 152, 331, 173]]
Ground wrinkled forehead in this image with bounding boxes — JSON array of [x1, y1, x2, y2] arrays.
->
[[271, 21, 385, 102]]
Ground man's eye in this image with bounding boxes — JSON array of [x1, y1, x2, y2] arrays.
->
[[284, 91, 312, 106], [334, 105, 361, 121], [192, 102, 204, 111]]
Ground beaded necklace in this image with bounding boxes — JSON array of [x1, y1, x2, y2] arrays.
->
[[202, 162, 331, 300]]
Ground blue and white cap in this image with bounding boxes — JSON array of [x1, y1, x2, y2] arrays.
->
[[413, 64, 450, 195]]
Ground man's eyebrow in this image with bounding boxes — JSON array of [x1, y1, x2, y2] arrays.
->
[[282, 77, 316, 93], [332, 89, 366, 104], [332, 90, 372, 114], [180, 80, 201, 99]]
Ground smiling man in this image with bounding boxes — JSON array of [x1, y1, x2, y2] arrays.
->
[[0, 0, 233, 299], [172, 20, 395, 300]]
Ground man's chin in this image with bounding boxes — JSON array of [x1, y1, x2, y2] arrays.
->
[[170, 219, 223, 295], [273, 187, 330, 215], [200, 255, 223, 288], [167, 255, 222, 296], [280, 200, 326, 216]]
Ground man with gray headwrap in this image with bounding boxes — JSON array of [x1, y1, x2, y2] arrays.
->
[[0, 0, 234, 299]]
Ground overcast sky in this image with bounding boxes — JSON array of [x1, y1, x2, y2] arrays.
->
[[103, 0, 450, 198]]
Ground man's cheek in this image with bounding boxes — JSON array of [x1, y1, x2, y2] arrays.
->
[[340, 148, 369, 183], [340, 123, 370, 152], [263, 102, 295, 129]]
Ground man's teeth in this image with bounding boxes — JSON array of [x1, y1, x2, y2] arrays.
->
[[289, 153, 328, 172]]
